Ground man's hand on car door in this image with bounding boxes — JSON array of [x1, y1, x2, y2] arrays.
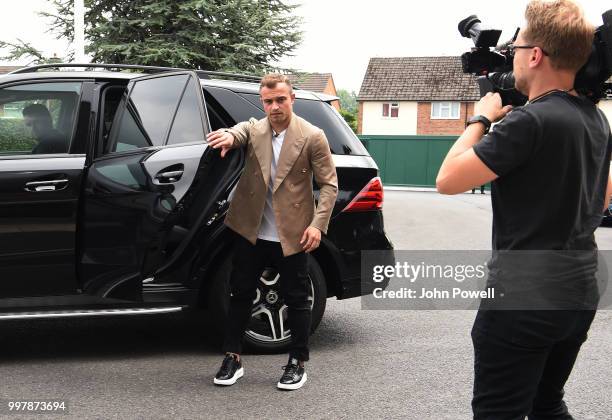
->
[[206, 129, 234, 158]]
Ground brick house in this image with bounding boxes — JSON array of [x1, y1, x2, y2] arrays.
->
[[288, 72, 340, 110], [358, 58, 612, 136], [357, 57, 480, 135]]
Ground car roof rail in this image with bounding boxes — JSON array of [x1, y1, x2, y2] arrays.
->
[[196, 71, 305, 90], [195, 70, 261, 83], [9, 63, 264, 83], [8, 63, 187, 74]]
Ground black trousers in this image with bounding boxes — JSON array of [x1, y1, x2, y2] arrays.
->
[[222, 234, 312, 361], [471, 309, 596, 420]]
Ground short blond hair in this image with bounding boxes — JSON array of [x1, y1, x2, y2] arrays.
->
[[523, 0, 594, 71], [260, 73, 293, 93]]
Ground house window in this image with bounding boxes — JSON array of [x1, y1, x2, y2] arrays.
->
[[431, 102, 460, 119], [382, 102, 399, 118]]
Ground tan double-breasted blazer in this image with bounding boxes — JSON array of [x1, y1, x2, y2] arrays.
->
[[223, 114, 338, 256]]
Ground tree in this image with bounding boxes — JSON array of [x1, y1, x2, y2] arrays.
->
[[1, 0, 303, 73], [337, 89, 357, 113], [340, 108, 357, 133], [336, 89, 358, 133], [0, 39, 63, 65]]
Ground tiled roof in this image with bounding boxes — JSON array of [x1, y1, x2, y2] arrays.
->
[[0, 65, 22, 74], [358, 57, 481, 101], [288, 72, 332, 93]]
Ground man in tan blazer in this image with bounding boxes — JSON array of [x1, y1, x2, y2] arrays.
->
[[206, 73, 338, 390]]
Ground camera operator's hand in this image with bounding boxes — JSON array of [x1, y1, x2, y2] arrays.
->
[[475, 92, 513, 123]]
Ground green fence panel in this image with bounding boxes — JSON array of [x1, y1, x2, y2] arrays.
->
[[358, 135, 458, 187], [426, 139, 457, 186], [365, 139, 386, 182], [386, 139, 427, 185]]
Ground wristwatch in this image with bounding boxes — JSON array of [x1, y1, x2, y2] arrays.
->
[[466, 115, 492, 134]]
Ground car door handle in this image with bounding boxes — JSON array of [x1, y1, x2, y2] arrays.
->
[[154, 170, 184, 184], [25, 179, 69, 192]]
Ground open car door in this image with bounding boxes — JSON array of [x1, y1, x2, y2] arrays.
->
[[80, 71, 211, 302]]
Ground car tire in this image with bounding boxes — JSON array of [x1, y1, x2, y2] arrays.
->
[[206, 253, 327, 353]]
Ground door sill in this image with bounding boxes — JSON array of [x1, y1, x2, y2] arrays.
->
[[0, 306, 183, 320]]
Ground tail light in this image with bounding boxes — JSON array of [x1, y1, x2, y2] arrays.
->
[[341, 177, 384, 212]]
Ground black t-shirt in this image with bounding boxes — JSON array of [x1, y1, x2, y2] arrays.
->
[[473, 91, 612, 251]]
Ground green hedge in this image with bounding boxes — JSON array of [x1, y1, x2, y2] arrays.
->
[[0, 119, 36, 152]]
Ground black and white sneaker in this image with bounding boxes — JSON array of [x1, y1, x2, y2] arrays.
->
[[277, 357, 307, 390], [213, 354, 244, 386]]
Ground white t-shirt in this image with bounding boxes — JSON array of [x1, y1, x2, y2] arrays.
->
[[257, 129, 286, 242]]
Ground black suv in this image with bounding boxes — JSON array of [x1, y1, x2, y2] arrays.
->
[[0, 64, 393, 352]]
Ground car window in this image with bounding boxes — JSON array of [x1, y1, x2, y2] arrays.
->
[[0, 82, 82, 156], [167, 76, 207, 145], [108, 74, 189, 153], [203, 89, 234, 130], [241, 93, 368, 156], [98, 85, 126, 155], [106, 74, 208, 154], [205, 86, 264, 127], [114, 102, 152, 151]]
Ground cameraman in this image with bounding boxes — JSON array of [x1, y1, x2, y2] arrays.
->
[[437, 0, 612, 418]]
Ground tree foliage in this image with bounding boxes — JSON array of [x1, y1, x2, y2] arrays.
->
[[336, 89, 358, 133], [337, 89, 357, 113], [0, 39, 63, 65], [0, 119, 36, 152], [1, 0, 303, 73], [340, 108, 357, 133]]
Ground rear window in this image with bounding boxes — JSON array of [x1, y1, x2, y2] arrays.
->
[[241, 93, 368, 156]]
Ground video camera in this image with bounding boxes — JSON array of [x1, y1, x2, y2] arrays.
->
[[458, 10, 612, 106]]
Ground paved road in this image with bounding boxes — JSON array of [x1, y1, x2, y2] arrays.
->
[[0, 190, 610, 419]]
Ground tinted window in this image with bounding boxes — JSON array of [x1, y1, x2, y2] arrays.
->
[[110, 74, 188, 151], [205, 87, 264, 125], [167, 77, 206, 145], [99, 86, 127, 156], [0, 82, 81, 155], [114, 104, 151, 151], [242, 93, 368, 156], [203, 89, 234, 130]]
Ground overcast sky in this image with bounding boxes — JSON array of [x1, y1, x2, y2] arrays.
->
[[0, 0, 608, 92]]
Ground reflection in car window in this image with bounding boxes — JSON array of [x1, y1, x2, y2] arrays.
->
[[107, 74, 209, 154], [112, 74, 189, 151], [0, 82, 82, 155], [115, 103, 151, 151], [5, 83, 81, 93], [167, 77, 206, 145], [93, 152, 148, 191]]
